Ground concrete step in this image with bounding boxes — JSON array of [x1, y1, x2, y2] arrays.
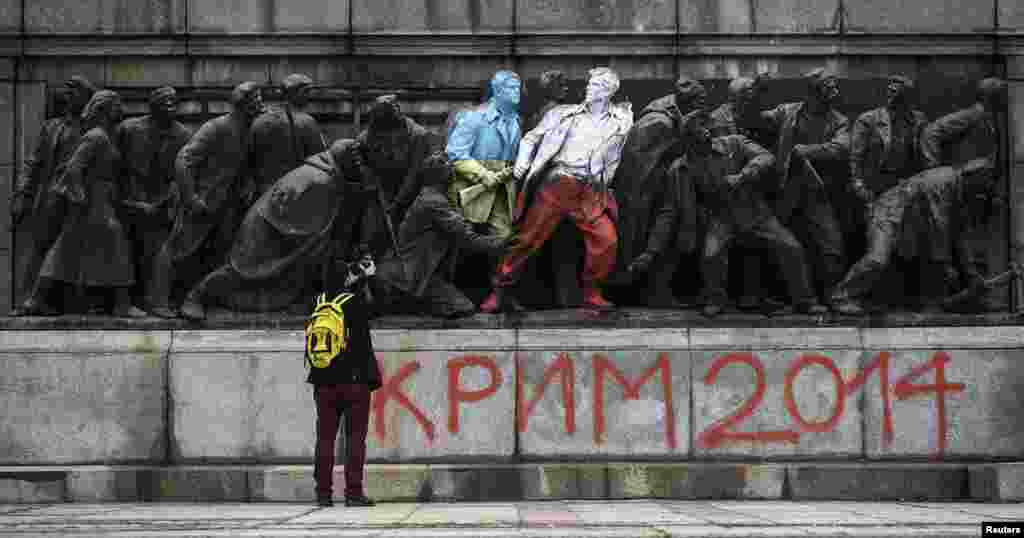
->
[[0, 500, 1011, 537], [1, 462, 1020, 503]]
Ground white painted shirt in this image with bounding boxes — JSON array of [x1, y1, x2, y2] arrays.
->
[[550, 107, 617, 179]]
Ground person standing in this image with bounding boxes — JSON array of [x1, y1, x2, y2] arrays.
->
[[305, 268, 382, 508]]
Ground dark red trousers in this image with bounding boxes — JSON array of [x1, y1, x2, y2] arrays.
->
[[494, 175, 617, 289], [313, 383, 371, 498]]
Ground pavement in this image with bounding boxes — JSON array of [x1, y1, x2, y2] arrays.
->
[[1, 500, 1020, 537]]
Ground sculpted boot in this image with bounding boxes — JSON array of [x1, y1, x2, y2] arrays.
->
[[479, 287, 524, 314], [112, 288, 147, 318]]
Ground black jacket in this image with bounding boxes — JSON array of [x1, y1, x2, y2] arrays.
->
[[305, 292, 383, 390]]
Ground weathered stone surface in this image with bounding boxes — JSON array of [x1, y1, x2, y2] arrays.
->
[[0, 469, 65, 503], [866, 350, 1024, 459], [190, 57, 270, 86], [517, 329, 687, 350], [148, 467, 248, 501], [517, 0, 675, 32], [690, 328, 860, 350], [66, 466, 150, 502], [788, 464, 969, 500], [0, 331, 172, 353], [353, 0, 513, 32], [518, 350, 689, 458], [170, 352, 315, 461], [0, 164, 13, 251], [0, 84, 12, 165], [367, 352, 515, 460], [845, 0, 993, 32], [692, 350, 862, 458], [1000, 2, 1024, 32], [106, 58, 189, 87], [27, 0, 185, 34], [607, 463, 785, 499], [373, 329, 517, 351], [862, 327, 1024, 349], [189, 0, 349, 33], [679, 0, 752, 33], [520, 463, 608, 500], [171, 330, 303, 353], [0, 352, 166, 464], [1013, 83, 1024, 162], [0, 1, 19, 34], [748, 0, 838, 33], [970, 463, 1024, 501]]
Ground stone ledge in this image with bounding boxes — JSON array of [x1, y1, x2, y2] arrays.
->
[[969, 463, 1024, 501], [0, 308, 1020, 331], [0, 463, 1000, 503]]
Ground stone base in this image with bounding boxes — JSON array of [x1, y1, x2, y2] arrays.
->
[[0, 463, 1001, 503]]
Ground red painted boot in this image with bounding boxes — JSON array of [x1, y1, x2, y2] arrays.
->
[[479, 288, 524, 314]]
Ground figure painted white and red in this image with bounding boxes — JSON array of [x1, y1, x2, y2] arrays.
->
[[481, 67, 633, 312]]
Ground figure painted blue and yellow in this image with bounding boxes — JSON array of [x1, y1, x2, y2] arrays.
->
[[445, 70, 522, 238]]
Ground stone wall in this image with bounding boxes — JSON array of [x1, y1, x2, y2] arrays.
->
[[2, 327, 1023, 466], [1, 0, 1022, 310]]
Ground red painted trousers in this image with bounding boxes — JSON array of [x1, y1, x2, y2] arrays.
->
[[313, 383, 371, 498], [494, 175, 617, 289]]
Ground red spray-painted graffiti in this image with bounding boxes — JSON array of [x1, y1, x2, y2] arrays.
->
[[370, 351, 966, 457]]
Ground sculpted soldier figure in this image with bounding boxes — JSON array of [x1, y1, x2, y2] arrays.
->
[[245, 74, 326, 209], [849, 75, 928, 204], [116, 86, 192, 309], [481, 67, 633, 312], [709, 75, 776, 310], [344, 95, 435, 258], [11, 76, 97, 315], [146, 82, 265, 318], [764, 68, 851, 307], [30, 91, 146, 317], [709, 75, 766, 140], [612, 76, 708, 307], [831, 157, 998, 314], [446, 70, 521, 238], [177, 139, 361, 320], [921, 77, 1005, 169], [526, 70, 570, 132], [681, 110, 826, 317], [372, 152, 514, 318]]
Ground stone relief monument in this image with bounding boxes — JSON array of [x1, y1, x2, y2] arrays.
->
[[6, 69, 1015, 320]]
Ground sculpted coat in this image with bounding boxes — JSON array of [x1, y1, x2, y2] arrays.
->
[[246, 107, 326, 203], [12, 116, 86, 303], [850, 107, 928, 194], [921, 104, 998, 169], [40, 126, 135, 287], [162, 113, 252, 263], [613, 94, 700, 274]]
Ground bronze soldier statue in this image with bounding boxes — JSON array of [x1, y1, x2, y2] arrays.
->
[[680, 110, 827, 317], [831, 157, 999, 314], [763, 68, 851, 308], [526, 70, 570, 132], [343, 95, 435, 258], [11, 76, 97, 315], [30, 90, 146, 317], [372, 152, 514, 318], [177, 139, 364, 320], [146, 81, 265, 318], [849, 75, 928, 204], [612, 76, 708, 307], [921, 77, 1005, 169], [245, 73, 326, 209], [116, 86, 192, 310]]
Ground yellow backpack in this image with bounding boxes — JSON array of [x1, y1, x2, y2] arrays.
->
[[304, 292, 355, 369]]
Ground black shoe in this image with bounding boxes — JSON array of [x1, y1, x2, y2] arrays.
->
[[317, 495, 333, 507], [344, 494, 376, 507], [702, 303, 725, 318]]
